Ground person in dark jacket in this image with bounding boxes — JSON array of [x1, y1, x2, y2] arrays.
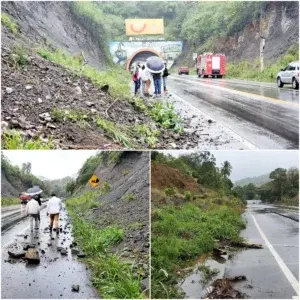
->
[[162, 62, 169, 92], [152, 72, 162, 97]]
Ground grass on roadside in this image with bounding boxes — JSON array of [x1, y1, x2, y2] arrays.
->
[[1, 197, 20, 207], [151, 195, 245, 298], [2, 130, 54, 150], [36, 47, 131, 99], [65, 192, 144, 298]]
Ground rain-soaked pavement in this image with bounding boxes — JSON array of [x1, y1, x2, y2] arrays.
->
[[225, 203, 299, 299], [1, 204, 98, 299], [168, 75, 299, 149]]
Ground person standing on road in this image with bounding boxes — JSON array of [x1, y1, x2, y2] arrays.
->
[[152, 72, 162, 97], [132, 64, 141, 96], [140, 65, 152, 97], [162, 62, 169, 92], [47, 193, 62, 234], [25, 197, 41, 231]]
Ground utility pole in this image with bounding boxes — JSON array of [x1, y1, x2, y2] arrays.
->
[[259, 2, 266, 72]]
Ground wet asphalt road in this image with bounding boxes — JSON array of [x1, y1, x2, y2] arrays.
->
[[2, 204, 47, 231], [225, 203, 299, 299], [1, 205, 98, 299], [168, 75, 299, 149]]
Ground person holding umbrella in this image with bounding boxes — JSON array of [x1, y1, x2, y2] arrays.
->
[[145, 56, 165, 97]]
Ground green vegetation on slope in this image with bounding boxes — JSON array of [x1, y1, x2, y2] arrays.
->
[[1, 197, 20, 207], [226, 45, 299, 82], [151, 152, 246, 298], [66, 191, 144, 299], [2, 130, 54, 150], [1, 12, 19, 34], [1, 153, 50, 202], [36, 47, 131, 99]]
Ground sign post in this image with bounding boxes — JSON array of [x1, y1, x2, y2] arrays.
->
[[88, 174, 101, 188]]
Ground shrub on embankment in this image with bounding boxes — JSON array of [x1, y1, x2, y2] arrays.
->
[[151, 152, 246, 298], [66, 191, 144, 299]]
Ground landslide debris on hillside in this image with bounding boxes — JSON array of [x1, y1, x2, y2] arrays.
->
[[1, 48, 152, 149], [152, 161, 202, 193]]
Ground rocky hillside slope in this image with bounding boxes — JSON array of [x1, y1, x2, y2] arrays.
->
[[75, 151, 150, 288], [176, 1, 299, 67], [1, 1, 108, 69], [1, 170, 23, 197]]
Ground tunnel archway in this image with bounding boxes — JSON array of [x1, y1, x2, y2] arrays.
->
[[126, 48, 162, 71]]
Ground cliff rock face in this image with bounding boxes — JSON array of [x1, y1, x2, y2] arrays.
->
[[1, 1, 107, 69], [215, 2, 298, 62], [1, 170, 25, 197]]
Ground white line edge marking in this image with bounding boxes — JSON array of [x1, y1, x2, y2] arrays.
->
[[170, 92, 258, 150], [250, 213, 299, 295]]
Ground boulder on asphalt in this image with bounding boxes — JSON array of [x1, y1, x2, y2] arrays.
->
[[77, 252, 86, 258], [8, 245, 26, 258], [25, 248, 40, 264], [6, 87, 13, 94], [60, 249, 68, 255], [72, 285, 80, 292], [71, 248, 80, 255]]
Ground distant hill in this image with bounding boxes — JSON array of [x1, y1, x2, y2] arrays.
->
[[234, 174, 271, 187]]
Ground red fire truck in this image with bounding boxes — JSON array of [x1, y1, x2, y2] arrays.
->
[[196, 53, 226, 78]]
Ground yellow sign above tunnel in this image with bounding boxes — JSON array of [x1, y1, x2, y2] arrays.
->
[[125, 19, 164, 35], [88, 174, 101, 188]]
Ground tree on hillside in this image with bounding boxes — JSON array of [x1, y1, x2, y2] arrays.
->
[[221, 161, 232, 178], [269, 168, 287, 201], [22, 162, 31, 175]]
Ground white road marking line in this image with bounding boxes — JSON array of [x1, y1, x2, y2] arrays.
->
[[250, 213, 299, 295], [170, 92, 258, 150]]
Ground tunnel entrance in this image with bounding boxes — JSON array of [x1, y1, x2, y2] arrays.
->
[[126, 48, 162, 71]]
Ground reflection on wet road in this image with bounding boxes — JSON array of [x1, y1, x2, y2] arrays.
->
[[225, 203, 299, 299], [168, 75, 299, 149], [182, 76, 299, 103], [1, 205, 97, 299]]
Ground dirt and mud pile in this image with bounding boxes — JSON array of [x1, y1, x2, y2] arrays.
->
[[152, 161, 201, 193], [1, 1, 108, 69], [1, 50, 151, 149]]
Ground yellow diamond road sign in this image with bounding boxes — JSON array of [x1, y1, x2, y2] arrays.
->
[[89, 174, 100, 188]]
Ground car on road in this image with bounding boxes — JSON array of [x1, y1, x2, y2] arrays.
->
[[19, 193, 31, 204], [178, 67, 189, 75], [277, 61, 299, 90]]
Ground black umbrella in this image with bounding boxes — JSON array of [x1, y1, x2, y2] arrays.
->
[[145, 56, 165, 74], [25, 186, 43, 196]]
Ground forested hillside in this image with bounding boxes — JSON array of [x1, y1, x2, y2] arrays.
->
[[1, 153, 49, 205], [235, 173, 270, 187], [233, 167, 299, 205]]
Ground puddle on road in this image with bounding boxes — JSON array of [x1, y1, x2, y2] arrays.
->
[[179, 255, 227, 299]]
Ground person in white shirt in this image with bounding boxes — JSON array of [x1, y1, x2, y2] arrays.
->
[[25, 198, 40, 231], [47, 193, 62, 234], [140, 65, 151, 97]]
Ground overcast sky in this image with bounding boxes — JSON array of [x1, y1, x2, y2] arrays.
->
[[3, 150, 298, 182], [161, 150, 299, 182], [2, 150, 98, 180]]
